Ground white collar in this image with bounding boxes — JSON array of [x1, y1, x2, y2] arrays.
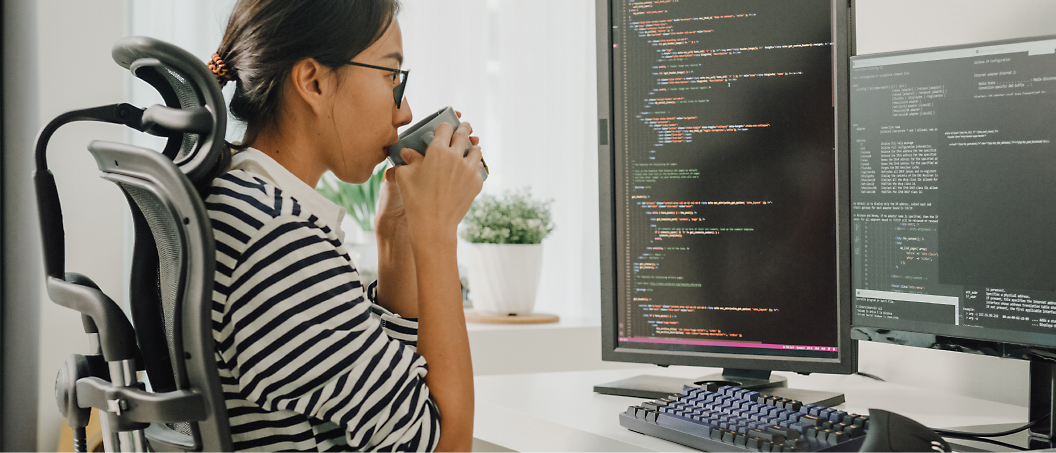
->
[[230, 148, 348, 243]]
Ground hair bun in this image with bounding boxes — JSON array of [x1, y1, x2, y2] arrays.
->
[[207, 52, 233, 87]]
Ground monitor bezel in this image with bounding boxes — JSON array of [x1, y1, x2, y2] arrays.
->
[[596, 0, 857, 375]]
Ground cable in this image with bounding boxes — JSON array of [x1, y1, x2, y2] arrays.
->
[[854, 371, 885, 382], [941, 433, 1027, 451], [932, 413, 1049, 438], [73, 427, 87, 453]]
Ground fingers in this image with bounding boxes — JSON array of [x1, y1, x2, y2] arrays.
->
[[469, 136, 480, 146], [431, 122, 455, 148], [428, 122, 473, 155], [449, 122, 472, 154], [465, 145, 484, 174], [401, 147, 425, 165]]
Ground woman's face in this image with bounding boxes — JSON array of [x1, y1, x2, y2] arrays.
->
[[325, 18, 412, 184]]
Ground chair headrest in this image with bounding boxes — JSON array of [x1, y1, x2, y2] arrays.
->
[[112, 36, 230, 186]]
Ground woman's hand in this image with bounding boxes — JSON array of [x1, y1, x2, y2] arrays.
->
[[375, 167, 408, 235], [374, 138, 479, 238], [394, 121, 484, 247], [375, 109, 475, 237]]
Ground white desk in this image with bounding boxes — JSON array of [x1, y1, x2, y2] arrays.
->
[[472, 367, 1027, 452]]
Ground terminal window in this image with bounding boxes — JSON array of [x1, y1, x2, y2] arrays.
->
[[611, 0, 840, 358]]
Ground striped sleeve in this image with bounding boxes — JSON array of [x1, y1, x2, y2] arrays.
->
[[367, 280, 420, 349], [211, 176, 439, 451]]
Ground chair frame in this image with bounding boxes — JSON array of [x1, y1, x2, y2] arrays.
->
[[36, 36, 233, 452]]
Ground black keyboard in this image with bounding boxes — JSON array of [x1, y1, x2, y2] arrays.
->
[[620, 385, 869, 452]]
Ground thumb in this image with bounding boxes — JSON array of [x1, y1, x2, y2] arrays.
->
[[383, 166, 398, 182], [400, 148, 425, 165]]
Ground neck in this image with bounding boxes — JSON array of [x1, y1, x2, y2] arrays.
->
[[248, 119, 326, 188]]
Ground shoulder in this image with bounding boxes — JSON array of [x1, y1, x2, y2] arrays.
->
[[205, 170, 344, 267], [206, 170, 289, 222]]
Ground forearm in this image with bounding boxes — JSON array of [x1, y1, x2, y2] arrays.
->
[[412, 233, 474, 452], [375, 224, 420, 318]]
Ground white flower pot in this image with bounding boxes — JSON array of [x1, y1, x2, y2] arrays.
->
[[463, 243, 544, 316]]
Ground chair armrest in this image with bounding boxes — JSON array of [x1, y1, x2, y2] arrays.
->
[[76, 377, 207, 431]]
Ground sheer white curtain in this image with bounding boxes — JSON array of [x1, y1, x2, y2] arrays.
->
[[399, 1, 600, 319], [129, 0, 601, 320]]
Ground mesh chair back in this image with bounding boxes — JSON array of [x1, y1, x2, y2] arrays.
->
[[124, 183, 192, 439]]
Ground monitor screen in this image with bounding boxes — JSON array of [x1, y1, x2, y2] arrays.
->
[[598, 0, 853, 374], [850, 36, 1056, 349]]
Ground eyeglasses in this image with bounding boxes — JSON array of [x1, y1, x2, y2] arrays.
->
[[347, 61, 409, 109]]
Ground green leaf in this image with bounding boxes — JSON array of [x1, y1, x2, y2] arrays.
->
[[315, 164, 388, 232]]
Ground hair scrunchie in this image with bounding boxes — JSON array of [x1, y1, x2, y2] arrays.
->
[[207, 53, 233, 87]]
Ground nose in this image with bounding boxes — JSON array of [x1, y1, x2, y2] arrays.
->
[[395, 97, 412, 128]]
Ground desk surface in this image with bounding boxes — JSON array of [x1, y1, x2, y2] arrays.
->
[[473, 367, 1027, 452]]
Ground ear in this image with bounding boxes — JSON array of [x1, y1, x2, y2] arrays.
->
[[288, 58, 333, 117]]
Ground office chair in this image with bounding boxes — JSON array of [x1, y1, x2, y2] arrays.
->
[[36, 36, 232, 452]]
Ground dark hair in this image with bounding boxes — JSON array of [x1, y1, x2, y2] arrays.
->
[[216, 0, 401, 148]]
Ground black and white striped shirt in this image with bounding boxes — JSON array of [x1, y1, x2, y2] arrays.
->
[[206, 149, 439, 451]]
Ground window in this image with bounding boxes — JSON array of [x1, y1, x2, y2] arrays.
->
[[131, 0, 601, 320]]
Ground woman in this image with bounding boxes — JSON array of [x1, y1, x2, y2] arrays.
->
[[204, 0, 480, 450]]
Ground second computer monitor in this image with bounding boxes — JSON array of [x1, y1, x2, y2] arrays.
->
[[597, 0, 854, 376], [851, 36, 1056, 353]]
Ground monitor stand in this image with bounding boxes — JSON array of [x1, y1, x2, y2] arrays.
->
[[594, 368, 846, 407]]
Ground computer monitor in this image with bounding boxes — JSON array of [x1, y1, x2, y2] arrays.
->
[[595, 0, 856, 401], [849, 35, 1056, 448]]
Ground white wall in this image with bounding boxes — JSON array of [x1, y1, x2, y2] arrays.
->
[[855, 0, 1056, 55], [31, 1, 130, 450], [853, 0, 1056, 407]]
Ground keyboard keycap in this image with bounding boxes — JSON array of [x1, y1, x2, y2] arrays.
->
[[827, 431, 851, 445], [747, 428, 785, 445], [710, 427, 726, 442], [656, 413, 712, 438], [798, 414, 823, 427], [766, 425, 799, 440], [746, 437, 762, 451], [641, 401, 666, 411], [722, 430, 737, 444], [828, 410, 848, 422]]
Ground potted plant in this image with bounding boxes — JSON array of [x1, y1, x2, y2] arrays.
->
[[316, 164, 386, 282], [459, 188, 554, 317]]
